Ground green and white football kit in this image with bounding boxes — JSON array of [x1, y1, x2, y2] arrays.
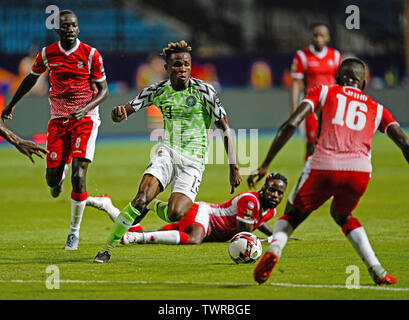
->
[[129, 77, 227, 201], [94, 77, 229, 261]]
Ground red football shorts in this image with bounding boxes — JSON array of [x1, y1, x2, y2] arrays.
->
[[46, 116, 100, 168], [303, 112, 318, 144], [161, 203, 208, 234], [289, 169, 371, 217]]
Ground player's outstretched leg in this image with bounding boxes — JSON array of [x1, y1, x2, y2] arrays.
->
[[94, 175, 161, 263], [86, 194, 120, 222], [341, 216, 397, 286], [94, 203, 146, 263], [254, 218, 294, 284], [122, 230, 189, 245]]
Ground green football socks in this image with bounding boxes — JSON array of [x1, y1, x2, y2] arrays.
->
[[102, 203, 141, 254], [148, 198, 171, 223]]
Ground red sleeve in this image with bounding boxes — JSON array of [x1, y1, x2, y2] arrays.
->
[[291, 53, 304, 79], [236, 195, 258, 225], [302, 85, 323, 112], [91, 49, 106, 82], [335, 50, 342, 68], [31, 49, 47, 75], [378, 107, 399, 133]]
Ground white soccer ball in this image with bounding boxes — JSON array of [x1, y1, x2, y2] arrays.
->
[[228, 232, 262, 264]]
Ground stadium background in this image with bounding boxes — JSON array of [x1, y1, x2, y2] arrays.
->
[[0, 0, 408, 138]]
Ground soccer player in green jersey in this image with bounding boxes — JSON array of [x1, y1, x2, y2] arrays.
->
[[94, 40, 242, 263]]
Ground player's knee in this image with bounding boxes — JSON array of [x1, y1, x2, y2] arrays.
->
[[46, 172, 61, 187], [341, 216, 362, 236], [71, 168, 86, 190], [330, 205, 348, 226], [167, 211, 184, 222], [131, 195, 148, 213], [167, 199, 192, 222], [283, 203, 308, 229], [167, 205, 187, 222]]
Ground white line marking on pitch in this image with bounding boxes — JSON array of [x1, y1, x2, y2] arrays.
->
[[0, 279, 408, 291]]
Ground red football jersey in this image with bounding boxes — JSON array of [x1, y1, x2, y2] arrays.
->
[[203, 191, 276, 242], [302, 84, 399, 172], [31, 39, 106, 119], [291, 45, 341, 93]]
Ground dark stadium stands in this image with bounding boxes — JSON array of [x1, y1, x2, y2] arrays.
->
[[0, 1, 183, 53]]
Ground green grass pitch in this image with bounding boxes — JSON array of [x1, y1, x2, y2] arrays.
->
[[0, 133, 408, 300]]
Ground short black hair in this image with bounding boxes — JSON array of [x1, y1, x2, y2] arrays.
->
[[160, 40, 192, 62], [339, 57, 366, 73], [266, 172, 287, 186], [310, 22, 330, 32], [60, 9, 76, 18]]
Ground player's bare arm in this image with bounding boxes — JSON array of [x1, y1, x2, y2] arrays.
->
[[236, 220, 252, 233], [248, 101, 312, 188], [1, 73, 39, 121], [70, 80, 109, 121], [386, 123, 409, 164], [214, 116, 242, 194], [257, 222, 273, 237], [290, 78, 304, 114], [111, 103, 135, 123], [0, 119, 47, 163]]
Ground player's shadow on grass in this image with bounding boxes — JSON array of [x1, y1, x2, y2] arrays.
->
[[0, 256, 92, 265]]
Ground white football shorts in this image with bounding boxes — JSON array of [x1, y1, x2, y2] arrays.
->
[[144, 144, 205, 202]]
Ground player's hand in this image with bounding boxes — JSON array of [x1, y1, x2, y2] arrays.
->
[[229, 164, 242, 194], [111, 105, 128, 122], [247, 166, 268, 189], [15, 139, 48, 163], [1, 105, 15, 121], [70, 108, 88, 121]]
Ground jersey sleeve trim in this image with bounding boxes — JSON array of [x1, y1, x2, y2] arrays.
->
[[301, 99, 315, 112], [334, 50, 342, 67], [94, 76, 106, 82], [296, 50, 307, 71], [374, 104, 384, 133], [318, 85, 329, 107], [30, 71, 42, 76], [41, 47, 49, 68], [88, 48, 95, 74], [385, 121, 400, 133]]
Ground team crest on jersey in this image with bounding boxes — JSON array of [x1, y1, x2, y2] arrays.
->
[[328, 60, 334, 66], [186, 95, 197, 107], [50, 152, 58, 160], [77, 61, 84, 69]]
